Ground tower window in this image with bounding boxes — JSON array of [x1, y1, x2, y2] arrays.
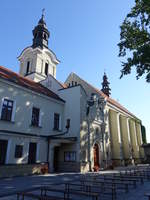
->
[[44, 33, 47, 40], [26, 61, 30, 75], [45, 63, 49, 76]]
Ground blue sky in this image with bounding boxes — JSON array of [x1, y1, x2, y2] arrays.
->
[[0, 0, 149, 141]]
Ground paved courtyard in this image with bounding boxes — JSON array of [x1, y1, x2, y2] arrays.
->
[[0, 170, 150, 200]]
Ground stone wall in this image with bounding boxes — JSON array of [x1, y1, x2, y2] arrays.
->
[[0, 163, 48, 178]]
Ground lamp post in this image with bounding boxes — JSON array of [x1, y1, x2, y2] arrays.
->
[[86, 93, 106, 171]]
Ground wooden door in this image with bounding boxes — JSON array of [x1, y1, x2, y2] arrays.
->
[[93, 143, 100, 171], [28, 142, 37, 164], [0, 140, 8, 165]]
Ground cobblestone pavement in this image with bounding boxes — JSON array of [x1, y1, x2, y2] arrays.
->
[[0, 170, 150, 200]]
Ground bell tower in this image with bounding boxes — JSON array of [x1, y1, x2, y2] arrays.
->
[[32, 10, 49, 49], [101, 72, 111, 97], [18, 11, 59, 82]]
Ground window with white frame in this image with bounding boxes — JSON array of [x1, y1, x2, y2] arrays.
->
[[1, 99, 14, 121]]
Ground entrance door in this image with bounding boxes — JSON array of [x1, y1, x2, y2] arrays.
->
[[28, 142, 37, 164], [0, 140, 8, 165], [93, 143, 100, 171], [53, 147, 59, 172]]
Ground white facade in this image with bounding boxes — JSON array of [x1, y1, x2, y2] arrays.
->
[[18, 47, 59, 82]]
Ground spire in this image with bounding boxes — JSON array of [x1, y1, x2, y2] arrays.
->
[[101, 72, 111, 97], [32, 10, 50, 49]]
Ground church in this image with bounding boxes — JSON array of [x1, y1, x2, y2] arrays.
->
[[0, 13, 145, 176]]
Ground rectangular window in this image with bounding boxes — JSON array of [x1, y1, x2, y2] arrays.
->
[[54, 113, 60, 130], [15, 145, 23, 158], [45, 63, 49, 76], [26, 61, 30, 74], [1, 99, 13, 121], [64, 152, 76, 162], [31, 107, 40, 127]]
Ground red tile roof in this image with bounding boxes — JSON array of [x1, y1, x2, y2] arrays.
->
[[0, 66, 65, 102]]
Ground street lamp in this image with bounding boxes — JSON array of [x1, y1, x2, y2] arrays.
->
[[86, 93, 106, 171]]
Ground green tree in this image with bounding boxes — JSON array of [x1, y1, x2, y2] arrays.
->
[[118, 0, 150, 82]]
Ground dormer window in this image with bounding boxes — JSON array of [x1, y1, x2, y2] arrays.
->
[[45, 62, 49, 76], [26, 61, 30, 75]]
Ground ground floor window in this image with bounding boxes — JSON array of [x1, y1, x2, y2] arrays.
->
[[64, 151, 76, 162], [0, 139, 8, 164], [15, 145, 23, 158]]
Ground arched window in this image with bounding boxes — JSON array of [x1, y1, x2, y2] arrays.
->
[[26, 61, 30, 75], [45, 62, 49, 76]]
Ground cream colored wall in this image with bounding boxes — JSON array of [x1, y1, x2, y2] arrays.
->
[[65, 73, 144, 168], [109, 109, 120, 159], [120, 115, 130, 159], [135, 122, 145, 158], [129, 120, 140, 159]]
